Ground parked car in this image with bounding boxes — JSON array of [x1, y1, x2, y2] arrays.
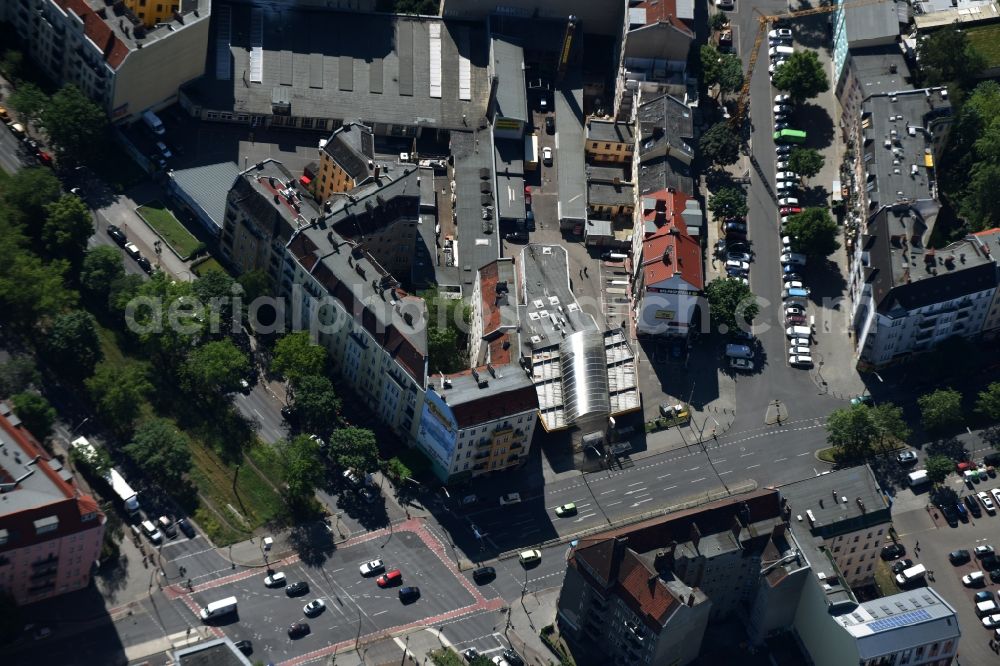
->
[[730, 357, 753, 371], [966, 495, 983, 518], [727, 251, 752, 263], [234, 640, 253, 655], [897, 450, 918, 465], [782, 273, 802, 283], [725, 259, 750, 273], [472, 566, 496, 584], [769, 28, 793, 39], [286, 581, 309, 596], [124, 241, 141, 260], [541, 146, 553, 165], [176, 518, 196, 538], [303, 599, 326, 617], [519, 549, 542, 566], [377, 570, 403, 588], [776, 171, 799, 181], [978, 545, 996, 559], [774, 94, 791, 103], [545, 116, 554, 134], [977, 590, 995, 603], [983, 613, 1000, 629], [780, 206, 803, 215], [501, 649, 525, 666], [963, 571, 986, 587], [789, 345, 811, 356], [136, 256, 153, 274], [464, 648, 481, 662], [891, 558, 914, 575], [776, 144, 792, 156], [881, 543, 906, 560], [980, 491, 997, 514], [950, 550, 972, 566], [106, 224, 127, 246], [788, 354, 813, 368], [785, 314, 807, 325]]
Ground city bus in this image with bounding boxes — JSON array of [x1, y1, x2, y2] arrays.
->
[[774, 129, 807, 144]]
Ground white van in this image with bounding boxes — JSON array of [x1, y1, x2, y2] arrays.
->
[[142, 109, 165, 136], [140, 519, 163, 544], [895, 564, 926, 586], [979, 599, 999, 617], [785, 325, 811, 339], [200, 596, 238, 621], [908, 470, 931, 487], [769, 46, 795, 58]]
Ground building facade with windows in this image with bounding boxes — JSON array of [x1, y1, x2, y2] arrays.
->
[[4, 0, 210, 121], [585, 119, 635, 164], [0, 403, 105, 606], [314, 122, 375, 202]]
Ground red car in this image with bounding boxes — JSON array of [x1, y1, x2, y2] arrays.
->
[[780, 206, 802, 215], [524, 186, 532, 207], [37, 150, 53, 167], [377, 569, 402, 588], [786, 314, 807, 325]]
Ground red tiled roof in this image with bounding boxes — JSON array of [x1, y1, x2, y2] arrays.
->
[[57, 0, 130, 70], [634, 0, 695, 34], [642, 189, 690, 236], [641, 226, 703, 290], [617, 550, 679, 625], [0, 413, 104, 555]]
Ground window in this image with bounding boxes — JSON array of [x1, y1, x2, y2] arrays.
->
[[156, 3, 163, 10]]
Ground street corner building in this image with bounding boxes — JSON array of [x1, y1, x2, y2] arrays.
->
[[0, 402, 106, 605]]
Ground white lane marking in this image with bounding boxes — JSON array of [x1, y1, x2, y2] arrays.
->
[[657, 473, 672, 480], [747, 464, 760, 469], [664, 485, 677, 490], [607, 501, 622, 506], [690, 477, 707, 483], [774, 457, 787, 462]]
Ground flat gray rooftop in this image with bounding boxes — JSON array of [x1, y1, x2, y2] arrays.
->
[[0, 405, 68, 515], [780, 465, 890, 537], [587, 119, 635, 144], [192, 5, 491, 130], [588, 180, 635, 207], [491, 37, 527, 123], [452, 131, 500, 287], [555, 81, 587, 223], [849, 47, 912, 99]]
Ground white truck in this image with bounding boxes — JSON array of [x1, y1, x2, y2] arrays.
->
[[199, 596, 238, 621], [908, 470, 931, 487], [105, 468, 141, 515]]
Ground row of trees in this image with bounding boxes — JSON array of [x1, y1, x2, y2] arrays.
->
[[7, 83, 107, 168]]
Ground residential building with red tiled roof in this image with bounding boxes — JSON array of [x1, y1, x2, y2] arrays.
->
[[557, 489, 793, 665], [8, 0, 210, 121], [0, 403, 105, 606], [633, 191, 704, 337]]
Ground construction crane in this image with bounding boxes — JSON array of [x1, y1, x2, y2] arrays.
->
[[731, 0, 888, 127]]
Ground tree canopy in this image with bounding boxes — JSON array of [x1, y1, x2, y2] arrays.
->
[[700, 45, 743, 97], [2, 167, 61, 230], [917, 26, 986, 88], [977, 382, 1000, 421], [925, 454, 954, 484], [825, 404, 877, 460], [771, 51, 830, 102], [281, 434, 325, 505], [11, 392, 56, 441], [708, 186, 748, 220], [7, 82, 46, 129], [0, 356, 39, 396], [870, 402, 911, 448], [784, 208, 840, 258], [918, 388, 963, 432], [788, 148, 824, 180], [291, 374, 341, 436], [704, 277, 758, 335], [422, 290, 469, 375], [125, 418, 191, 487], [327, 427, 380, 474], [699, 122, 741, 166], [941, 81, 1000, 231], [182, 339, 251, 395], [81, 246, 126, 302], [44, 310, 102, 379], [40, 85, 108, 168], [42, 194, 93, 267], [85, 360, 153, 434], [272, 331, 328, 383]]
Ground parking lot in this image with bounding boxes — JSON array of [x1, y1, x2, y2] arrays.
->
[[890, 471, 1000, 665], [178, 520, 498, 663]]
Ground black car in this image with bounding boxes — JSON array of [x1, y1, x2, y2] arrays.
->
[[136, 256, 153, 274], [983, 554, 1000, 571], [991, 570, 1000, 584], [176, 518, 196, 538], [891, 558, 914, 575], [463, 647, 480, 662], [545, 116, 555, 134], [505, 232, 529, 244], [234, 640, 253, 655], [286, 581, 309, 597], [287, 622, 310, 638], [966, 495, 983, 518], [949, 549, 971, 565], [880, 543, 906, 560], [941, 505, 959, 527], [501, 648, 525, 666], [106, 224, 127, 247], [398, 586, 420, 603], [526, 211, 535, 231], [472, 566, 496, 584]]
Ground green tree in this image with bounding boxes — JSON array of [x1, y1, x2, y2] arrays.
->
[[237, 269, 271, 302], [0, 49, 24, 82], [192, 269, 237, 333], [788, 148, 824, 180], [0, 245, 73, 329], [783, 208, 840, 258], [130, 274, 206, 365], [108, 273, 144, 317], [710, 12, 729, 31], [385, 456, 412, 484], [68, 436, 112, 476], [81, 246, 126, 302], [2, 167, 61, 230], [925, 454, 954, 484], [917, 26, 986, 88], [124, 418, 191, 487], [870, 402, 910, 448], [918, 387, 963, 432], [282, 434, 324, 504], [182, 339, 250, 395], [704, 277, 758, 334], [85, 361, 153, 435], [328, 427, 380, 474], [43, 194, 94, 266], [961, 162, 1000, 232], [772, 51, 830, 102], [40, 85, 108, 168], [422, 290, 468, 374], [272, 331, 328, 383], [701, 45, 743, 98], [291, 374, 341, 435], [10, 392, 56, 441], [708, 186, 748, 220], [0, 355, 40, 396], [44, 310, 102, 379], [825, 404, 877, 459], [977, 382, 1000, 421], [700, 122, 741, 166], [7, 82, 47, 129]]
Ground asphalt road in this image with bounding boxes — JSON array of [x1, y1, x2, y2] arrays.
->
[[0, 121, 29, 174]]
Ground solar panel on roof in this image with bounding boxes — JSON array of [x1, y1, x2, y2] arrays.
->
[[867, 608, 931, 632]]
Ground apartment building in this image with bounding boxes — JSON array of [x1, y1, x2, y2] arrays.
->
[[585, 119, 635, 164], [0, 403, 105, 606], [977, 228, 1000, 339], [779, 465, 892, 589], [849, 205, 1000, 367], [313, 122, 375, 202], [5, 0, 210, 120]]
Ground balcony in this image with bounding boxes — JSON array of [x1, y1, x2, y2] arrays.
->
[[510, 442, 523, 451], [30, 568, 57, 581], [31, 554, 58, 568], [474, 451, 490, 460], [476, 438, 491, 449], [917, 318, 936, 330]]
